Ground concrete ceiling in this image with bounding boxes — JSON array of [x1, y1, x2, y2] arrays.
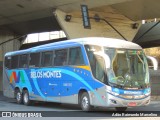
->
[[133, 22, 160, 48], [0, 0, 160, 35], [0, 0, 130, 26], [112, 0, 160, 21]]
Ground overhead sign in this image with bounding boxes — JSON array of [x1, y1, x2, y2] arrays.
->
[[81, 5, 91, 29]]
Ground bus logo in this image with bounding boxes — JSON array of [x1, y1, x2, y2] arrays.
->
[[9, 71, 25, 84]]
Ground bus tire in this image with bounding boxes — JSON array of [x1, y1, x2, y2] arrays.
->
[[23, 90, 32, 106], [80, 92, 92, 111], [15, 89, 23, 104], [115, 107, 127, 111]]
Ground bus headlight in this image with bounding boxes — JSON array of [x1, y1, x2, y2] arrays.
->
[[144, 88, 151, 96], [106, 90, 119, 96], [144, 92, 150, 96], [106, 86, 119, 96]]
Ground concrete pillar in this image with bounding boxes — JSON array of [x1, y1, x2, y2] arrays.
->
[[55, 6, 141, 41], [0, 29, 21, 91]]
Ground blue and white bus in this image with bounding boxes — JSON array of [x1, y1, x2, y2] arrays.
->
[[3, 37, 150, 111]]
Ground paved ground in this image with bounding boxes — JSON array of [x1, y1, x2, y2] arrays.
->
[[0, 92, 160, 120]]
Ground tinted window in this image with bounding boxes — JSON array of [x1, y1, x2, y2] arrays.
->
[[11, 55, 19, 69], [93, 55, 105, 83], [29, 53, 40, 68], [85, 45, 106, 83], [19, 54, 28, 68], [69, 47, 84, 65], [41, 51, 53, 67], [5, 56, 11, 69], [88, 54, 106, 83], [54, 49, 68, 66]]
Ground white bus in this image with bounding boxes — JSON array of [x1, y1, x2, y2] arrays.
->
[[3, 37, 150, 111]]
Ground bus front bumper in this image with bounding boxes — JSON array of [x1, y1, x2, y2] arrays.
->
[[106, 93, 150, 107]]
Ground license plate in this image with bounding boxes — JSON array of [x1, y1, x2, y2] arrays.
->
[[128, 102, 137, 107]]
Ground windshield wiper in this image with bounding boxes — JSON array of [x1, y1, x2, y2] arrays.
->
[[108, 82, 124, 89]]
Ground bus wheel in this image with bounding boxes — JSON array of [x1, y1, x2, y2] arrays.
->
[[80, 92, 92, 111], [115, 107, 127, 111], [23, 90, 31, 106], [15, 89, 23, 104]]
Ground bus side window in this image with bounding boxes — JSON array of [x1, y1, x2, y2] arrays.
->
[[29, 53, 40, 68], [11, 55, 19, 69], [95, 56, 105, 83], [5, 56, 11, 69], [19, 54, 28, 68], [41, 51, 53, 67], [54, 49, 68, 66], [69, 47, 84, 65], [91, 55, 105, 83]]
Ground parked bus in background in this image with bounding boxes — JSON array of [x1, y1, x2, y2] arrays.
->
[[3, 37, 151, 111]]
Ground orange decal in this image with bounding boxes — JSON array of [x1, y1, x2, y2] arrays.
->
[[9, 72, 17, 83], [75, 66, 90, 71], [9, 73, 13, 83]]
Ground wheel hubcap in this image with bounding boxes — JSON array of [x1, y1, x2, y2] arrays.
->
[[17, 92, 21, 101], [24, 93, 28, 103], [82, 96, 89, 109]]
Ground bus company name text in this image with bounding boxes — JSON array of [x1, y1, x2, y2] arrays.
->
[[30, 71, 61, 79]]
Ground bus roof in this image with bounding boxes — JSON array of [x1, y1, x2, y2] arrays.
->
[[5, 37, 142, 56]]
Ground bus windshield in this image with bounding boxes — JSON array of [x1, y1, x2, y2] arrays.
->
[[105, 48, 149, 89]]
